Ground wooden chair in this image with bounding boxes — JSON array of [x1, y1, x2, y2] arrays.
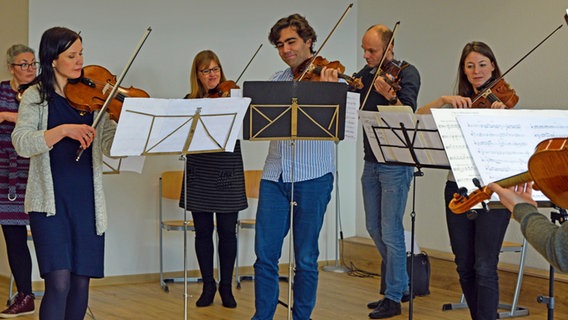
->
[[159, 171, 200, 292], [442, 239, 529, 318]]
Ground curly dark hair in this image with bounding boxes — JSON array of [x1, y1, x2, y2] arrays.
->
[[268, 13, 317, 54]]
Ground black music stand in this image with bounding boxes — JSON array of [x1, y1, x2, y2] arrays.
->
[[360, 107, 450, 320], [243, 80, 347, 320], [537, 205, 568, 320]]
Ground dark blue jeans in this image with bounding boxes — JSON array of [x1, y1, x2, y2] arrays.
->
[[445, 181, 511, 320], [361, 161, 413, 302], [252, 173, 333, 320]]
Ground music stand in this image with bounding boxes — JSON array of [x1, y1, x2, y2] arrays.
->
[[110, 96, 250, 320], [360, 107, 450, 320], [243, 80, 347, 320], [537, 205, 568, 320]]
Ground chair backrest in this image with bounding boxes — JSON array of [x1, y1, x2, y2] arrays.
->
[[161, 171, 184, 200], [244, 170, 263, 199]]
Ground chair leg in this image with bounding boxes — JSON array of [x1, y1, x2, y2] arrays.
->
[[497, 238, 529, 318], [235, 222, 241, 289], [159, 223, 169, 292], [216, 232, 221, 282], [442, 293, 468, 311], [443, 239, 530, 317], [86, 306, 96, 320], [7, 274, 15, 306], [160, 228, 202, 292], [235, 224, 258, 289]]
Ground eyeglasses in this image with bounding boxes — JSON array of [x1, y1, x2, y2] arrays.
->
[[11, 62, 39, 71], [199, 66, 220, 75]]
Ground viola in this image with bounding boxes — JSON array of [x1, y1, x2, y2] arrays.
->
[[64, 64, 150, 122], [207, 80, 240, 98], [294, 56, 363, 89], [471, 78, 519, 109], [449, 137, 568, 214], [378, 60, 405, 91]]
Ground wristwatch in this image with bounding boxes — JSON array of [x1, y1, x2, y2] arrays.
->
[[388, 96, 398, 105]]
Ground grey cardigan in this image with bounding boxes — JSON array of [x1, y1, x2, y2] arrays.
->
[[11, 85, 116, 235]]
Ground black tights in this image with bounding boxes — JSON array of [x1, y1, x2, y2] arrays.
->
[[1, 225, 32, 295], [40, 270, 90, 320], [192, 211, 238, 286]]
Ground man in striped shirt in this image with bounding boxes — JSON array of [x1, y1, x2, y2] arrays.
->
[[251, 13, 339, 320]]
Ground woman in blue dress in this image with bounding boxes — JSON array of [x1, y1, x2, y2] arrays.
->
[[12, 27, 116, 320]]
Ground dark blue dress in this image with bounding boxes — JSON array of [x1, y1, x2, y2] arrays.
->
[[29, 94, 105, 278]]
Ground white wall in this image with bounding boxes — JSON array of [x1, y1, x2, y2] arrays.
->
[[25, 0, 359, 279], [17, 0, 568, 281], [357, 0, 568, 270]]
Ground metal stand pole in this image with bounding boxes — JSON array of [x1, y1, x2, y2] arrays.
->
[[323, 141, 349, 273], [286, 140, 296, 320], [182, 155, 190, 320], [408, 169, 423, 320], [536, 207, 567, 320]]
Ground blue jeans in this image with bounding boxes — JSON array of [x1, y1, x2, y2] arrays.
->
[[252, 173, 333, 320], [445, 181, 511, 320], [362, 161, 413, 302]]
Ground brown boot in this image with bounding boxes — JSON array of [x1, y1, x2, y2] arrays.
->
[[0, 292, 35, 318]]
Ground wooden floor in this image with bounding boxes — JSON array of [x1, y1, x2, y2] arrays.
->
[[1, 268, 566, 320]]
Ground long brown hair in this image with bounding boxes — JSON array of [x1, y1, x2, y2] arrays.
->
[[36, 27, 82, 103], [187, 50, 227, 99], [456, 41, 501, 97]]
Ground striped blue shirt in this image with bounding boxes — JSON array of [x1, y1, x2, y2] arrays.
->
[[261, 68, 335, 183]]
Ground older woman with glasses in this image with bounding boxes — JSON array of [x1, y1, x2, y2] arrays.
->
[[178, 50, 247, 309], [0, 44, 37, 318]]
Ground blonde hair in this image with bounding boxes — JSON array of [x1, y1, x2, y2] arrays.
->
[[187, 50, 227, 99]]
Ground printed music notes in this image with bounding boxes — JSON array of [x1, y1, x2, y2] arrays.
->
[[432, 108, 568, 203]]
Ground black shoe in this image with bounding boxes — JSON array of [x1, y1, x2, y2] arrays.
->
[[367, 293, 413, 309], [368, 298, 401, 319], [219, 284, 237, 308], [196, 281, 216, 307]]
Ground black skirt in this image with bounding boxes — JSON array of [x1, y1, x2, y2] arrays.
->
[[179, 140, 247, 213]]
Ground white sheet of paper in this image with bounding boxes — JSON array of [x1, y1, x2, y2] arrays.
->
[[103, 155, 145, 174], [456, 110, 568, 202], [343, 92, 360, 141], [431, 109, 486, 199], [110, 97, 250, 156]]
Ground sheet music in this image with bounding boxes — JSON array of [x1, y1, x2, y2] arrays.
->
[[344, 92, 360, 141], [360, 108, 449, 168], [432, 109, 568, 201], [431, 109, 487, 200], [456, 111, 568, 201], [110, 97, 250, 156]]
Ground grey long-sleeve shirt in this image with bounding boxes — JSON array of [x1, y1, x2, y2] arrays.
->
[[514, 203, 568, 273]]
